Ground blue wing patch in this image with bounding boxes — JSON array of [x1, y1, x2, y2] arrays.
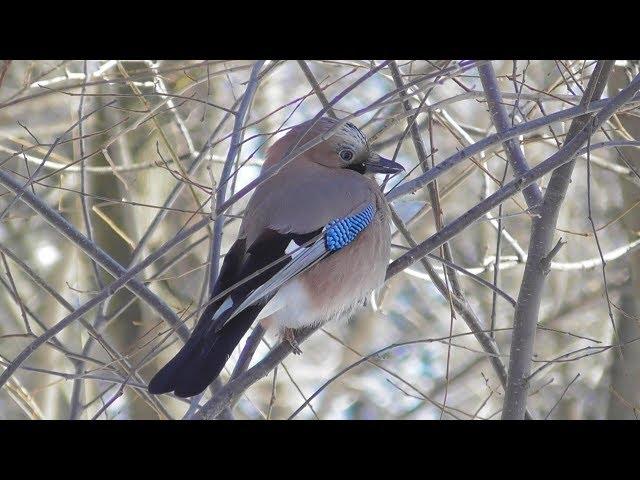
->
[[325, 203, 375, 251]]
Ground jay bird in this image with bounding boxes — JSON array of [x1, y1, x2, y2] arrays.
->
[[148, 117, 404, 398]]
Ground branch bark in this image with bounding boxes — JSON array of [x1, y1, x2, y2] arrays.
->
[[501, 60, 616, 420], [386, 93, 640, 203], [208, 60, 265, 292], [478, 61, 544, 213]]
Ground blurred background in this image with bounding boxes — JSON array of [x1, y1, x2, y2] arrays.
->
[[0, 59, 639, 419]]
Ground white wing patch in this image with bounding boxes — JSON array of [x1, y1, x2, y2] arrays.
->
[[255, 293, 286, 322], [212, 296, 234, 321], [285, 240, 299, 255]]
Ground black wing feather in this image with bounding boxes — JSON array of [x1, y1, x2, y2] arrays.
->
[[148, 227, 321, 397]]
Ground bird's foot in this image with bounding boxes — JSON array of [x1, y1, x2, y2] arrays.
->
[[283, 328, 302, 355]]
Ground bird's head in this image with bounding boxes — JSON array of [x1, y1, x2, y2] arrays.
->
[[266, 117, 405, 175]]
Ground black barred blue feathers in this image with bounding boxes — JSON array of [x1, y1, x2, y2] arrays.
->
[[324, 203, 375, 252]]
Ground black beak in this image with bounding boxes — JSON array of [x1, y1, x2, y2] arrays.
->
[[363, 155, 405, 175]]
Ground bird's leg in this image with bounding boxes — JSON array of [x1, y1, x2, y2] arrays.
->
[[282, 328, 302, 355]]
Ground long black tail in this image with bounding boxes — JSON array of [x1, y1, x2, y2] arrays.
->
[[148, 302, 262, 398], [148, 232, 300, 398]]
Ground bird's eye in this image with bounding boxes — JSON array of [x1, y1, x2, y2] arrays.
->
[[339, 149, 354, 162]]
